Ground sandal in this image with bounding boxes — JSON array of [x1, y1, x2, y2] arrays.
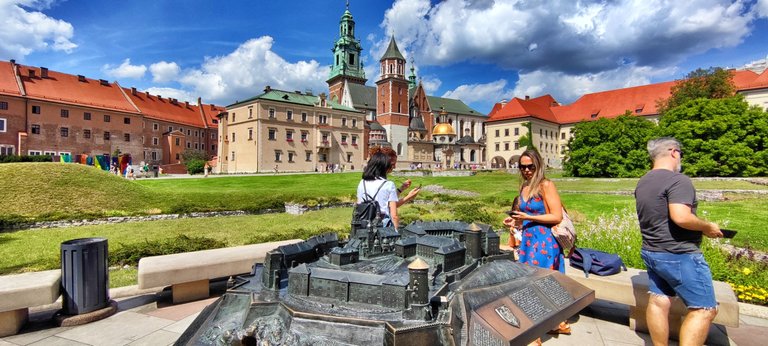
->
[[547, 321, 572, 335], [527, 337, 542, 346]]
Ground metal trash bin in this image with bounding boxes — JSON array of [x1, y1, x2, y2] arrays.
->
[[153, 165, 159, 177], [61, 238, 109, 315]]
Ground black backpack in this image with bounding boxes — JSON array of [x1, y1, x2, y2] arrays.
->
[[351, 181, 385, 231]]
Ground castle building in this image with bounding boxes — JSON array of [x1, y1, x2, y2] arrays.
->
[[485, 69, 768, 169], [0, 60, 221, 170], [216, 88, 365, 173]]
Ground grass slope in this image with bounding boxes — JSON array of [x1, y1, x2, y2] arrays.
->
[[0, 163, 159, 220]]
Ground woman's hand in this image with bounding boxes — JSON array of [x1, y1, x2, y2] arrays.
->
[[511, 210, 531, 221], [503, 217, 515, 226], [400, 179, 412, 192], [406, 186, 421, 200]]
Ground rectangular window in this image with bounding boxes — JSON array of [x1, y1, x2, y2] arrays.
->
[[342, 117, 347, 127], [124, 117, 131, 124], [248, 128, 253, 140], [1, 146, 15, 155], [151, 151, 158, 160], [29, 150, 42, 155], [60, 127, 69, 137], [287, 110, 293, 120], [104, 131, 111, 140], [269, 108, 275, 118], [305, 151, 312, 162], [104, 114, 111, 122], [504, 143, 509, 151], [211, 133, 215, 139], [231, 132, 235, 142], [187, 129, 191, 136], [274, 151, 282, 162], [84, 129, 91, 139], [194, 130, 199, 137], [288, 152, 295, 163], [352, 119, 357, 128], [0, 118, 5, 132], [514, 128, 519, 136], [495, 143, 500, 151], [286, 130, 294, 141], [153, 137, 159, 145], [231, 151, 235, 161], [186, 141, 191, 148], [60, 109, 69, 118], [0, 101, 7, 110], [84, 112, 91, 120], [341, 134, 348, 144], [231, 113, 235, 122], [195, 143, 199, 149], [319, 153, 327, 162], [268, 128, 276, 140], [124, 133, 131, 142], [319, 114, 328, 124], [248, 107, 253, 119], [351, 135, 358, 145], [301, 131, 308, 142], [504, 128, 509, 136], [561, 132, 566, 140], [153, 123, 159, 131], [31, 105, 40, 114], [301, 112, 308, 122], [168, 126, 173, 132], [514, 142, 520, 150], [211, 144, 216, 151], [495, 129, 500, 137], [175, 137, 180, 146], [31, 124, 40, 134], [346, 152, 353, 162]]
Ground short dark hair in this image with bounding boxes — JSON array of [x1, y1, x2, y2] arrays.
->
[[363, 152, 392, 180]]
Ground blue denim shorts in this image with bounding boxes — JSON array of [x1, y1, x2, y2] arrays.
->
[[640, 249, 717, 309]]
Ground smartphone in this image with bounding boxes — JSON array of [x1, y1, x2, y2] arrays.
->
[[720, 229, 737, 239], [505, 209, 515, 217]]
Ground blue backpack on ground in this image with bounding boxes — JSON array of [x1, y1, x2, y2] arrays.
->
[[569, 248, 627, 277]]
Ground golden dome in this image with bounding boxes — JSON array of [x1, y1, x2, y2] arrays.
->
[[432, 123, 456, 136]]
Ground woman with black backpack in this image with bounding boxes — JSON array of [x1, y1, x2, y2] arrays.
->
[[355, 147, 420, 229]]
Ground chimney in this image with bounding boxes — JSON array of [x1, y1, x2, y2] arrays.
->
[[145, 91, 150, 97], [264, 85, 271, 93], [500, 99, 508, 107], [157, 95, 162, 100], [131, 87, 137, 95], [184, 101, 189, 107], [28, 69, 36, 78], [525, 95, 530, 100], [210, 104, 215, 110], [78, 75, 86, 82], [40, 67, 48, 78], [319, 92, 327, 107], [197, 97, 202, 106], [9, 59, 15, 65]]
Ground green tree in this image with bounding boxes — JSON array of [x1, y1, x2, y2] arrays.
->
[[182, 149, 210, 175], [658, 67, 736, 114], [564, 114, 658, 177], [517, 122, 534, 149], [657, 96, 768, 177]]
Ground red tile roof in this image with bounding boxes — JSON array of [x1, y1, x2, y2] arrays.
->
[[18, 64, 139, 113], [486, 95, 559, 123], [122, 88, 218, 128], [738, 69, 768, 91], [0, 61, 22, 96]]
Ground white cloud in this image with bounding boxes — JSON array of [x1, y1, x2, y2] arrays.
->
[[0, 0, 77, 59], [156, 36, 326, 105], [420, 76, 442, 95], [102, 58, 146, 79], [149, 61, 180, 83], [511, 65, 676, 104], [757, 0, 768, 17], [442, 79, 509, 104], [144, 87, 196, 104], [379, 0, 758, 74]]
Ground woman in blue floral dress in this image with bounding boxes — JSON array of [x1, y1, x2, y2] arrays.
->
[[504, 149, 570, 341]]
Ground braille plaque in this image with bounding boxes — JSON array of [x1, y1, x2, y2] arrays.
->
[[510, 286, 552, 322], [534, 276, 574, 307]]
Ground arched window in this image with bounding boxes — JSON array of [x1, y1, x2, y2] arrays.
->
[[397, 143, 403, 156], [470, 150, 476, 162], [389, 64, 393, 73]]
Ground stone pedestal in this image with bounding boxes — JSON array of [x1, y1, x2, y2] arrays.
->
[[173, 279, 210, 304], [0, 308, 27, 337]]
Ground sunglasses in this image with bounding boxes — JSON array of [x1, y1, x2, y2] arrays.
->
[[519, 164, 536, 171], [670, 148, 684, 159]]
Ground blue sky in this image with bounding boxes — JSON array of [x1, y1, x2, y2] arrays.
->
[[2, 0, 768, 113]]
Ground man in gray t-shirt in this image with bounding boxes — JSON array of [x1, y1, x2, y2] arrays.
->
[[635, 137, 722, 346]]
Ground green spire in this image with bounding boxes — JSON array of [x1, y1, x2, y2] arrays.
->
[[408, 58, 417, 89], [328, 2, 366, 83], [380, 36, 405, 61]]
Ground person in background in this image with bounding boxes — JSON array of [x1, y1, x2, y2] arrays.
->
[[356, 147, 420, 229], [635, 137, 722, 346], [204, 162, 210, 177], [504, 149, 570, 344]]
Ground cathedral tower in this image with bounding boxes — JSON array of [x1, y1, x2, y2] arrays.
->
[[376, 36, 410, 160], [327, 2, 367, 104]]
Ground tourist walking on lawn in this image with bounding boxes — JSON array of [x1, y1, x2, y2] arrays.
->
[[356, 147, 420, 229], [504, 149, 570, 344], [635, 137, 722, 346]]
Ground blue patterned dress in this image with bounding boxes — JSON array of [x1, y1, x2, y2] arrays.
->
[[517, 194, 565, 273]]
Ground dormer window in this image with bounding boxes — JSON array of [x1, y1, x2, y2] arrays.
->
[[590, 109, 600, 118], [635, 104, 645, 113]]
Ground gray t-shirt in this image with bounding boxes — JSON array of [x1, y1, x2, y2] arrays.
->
[[635, 169, 701, 253]]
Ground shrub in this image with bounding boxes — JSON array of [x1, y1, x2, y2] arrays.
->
[[0, 155, 52, 163], [245, 227, 348, 245], [109, 235, 226, 266], [185, 159, 206, 175], [452, 202, 495, 225]]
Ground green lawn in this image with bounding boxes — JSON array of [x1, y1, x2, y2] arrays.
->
[[2, 163, 767, 291]]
